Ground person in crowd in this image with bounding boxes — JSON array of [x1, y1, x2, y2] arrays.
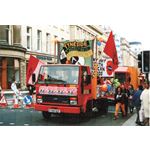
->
[[132, 85, 143, 125], [140, 82, 150, 126], [11, 80, 22, 106], [121, 84, 129, 116], [128, 84, 135, 113], [114, 86, 126, 120], [11, 80, 20, 98], [27, 84, 35, 102]]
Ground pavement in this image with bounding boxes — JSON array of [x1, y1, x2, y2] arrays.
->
[[108, 106, 138, 126], [122, 113, 137, 126]]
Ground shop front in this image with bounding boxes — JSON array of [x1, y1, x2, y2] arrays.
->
[[0, 45, 26, 90]]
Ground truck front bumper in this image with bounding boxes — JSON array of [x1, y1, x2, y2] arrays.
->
[[34, 104, 81, 114]]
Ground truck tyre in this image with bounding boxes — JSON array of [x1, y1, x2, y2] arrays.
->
[[97, 99, 108, 115], [85, 100, 93, 118], [42, 111, 51, 120]]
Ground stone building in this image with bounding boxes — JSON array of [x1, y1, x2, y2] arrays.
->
[[121, 38, 138, 67], [70, 25, 106, 61], [0, 25, 26, 89], [0, 25, 70, 90]]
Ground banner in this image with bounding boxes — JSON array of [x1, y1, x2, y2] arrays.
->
[[39, 86, 77, 96], [58, 40, 94, 67], [101, 59, 114, 77]]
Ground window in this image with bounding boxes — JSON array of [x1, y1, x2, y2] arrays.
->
[[0, 57, 20, 89], [54, 35, 58, 56], [37, 30, 42, 50], [5, 25, 11, 44], [76, 27, 81, 39], [27, 26, 32, 50], [7, 58, 20, 88], [83, 30, 85, 38], [46, 33, 51, 53]]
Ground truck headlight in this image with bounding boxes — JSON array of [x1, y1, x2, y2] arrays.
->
[[37, 99, 43, 103], [70, 97, 77, 105], [37, 95, 43, 103], [70, 100, 77, 105]]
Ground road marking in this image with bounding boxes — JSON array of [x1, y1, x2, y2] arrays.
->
[[9, 123, 15, 125], [24, 124, 29, 126]]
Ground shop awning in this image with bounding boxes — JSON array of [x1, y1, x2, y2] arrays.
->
[[114, 66, 128, 72]]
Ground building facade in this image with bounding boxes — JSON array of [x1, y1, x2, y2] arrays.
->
[[129, 41, 143, 55], [114, 34, 123, 66], [69, 25, 106, 61], [22, 25, 70, 64], [0, 25, 70, 90], [121, 38, 138, 67], [0, 25, 26, 90]]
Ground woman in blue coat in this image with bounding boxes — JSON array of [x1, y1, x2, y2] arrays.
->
[[132, 85, 143, 125]]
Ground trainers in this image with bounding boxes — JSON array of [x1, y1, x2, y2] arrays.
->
[[113, 116, 118, 120], [122, 115, 126, 118], [137, 122, 145, 126]]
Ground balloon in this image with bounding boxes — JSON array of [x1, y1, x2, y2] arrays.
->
[[99, 37, 103, 42], [107, 84, 112, 92], [97, 36, 104, 42], [97, 41, 101, 46], [101, 84, 108, 92], [113, 79, 120, 88]]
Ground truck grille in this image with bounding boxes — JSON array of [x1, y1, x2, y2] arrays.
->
[[42, 95, 70, 104]]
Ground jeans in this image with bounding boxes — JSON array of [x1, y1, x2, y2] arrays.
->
[[135, 106, 140, 123]]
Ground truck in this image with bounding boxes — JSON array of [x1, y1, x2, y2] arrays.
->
[[32, 64, 100, 119], [114, 66, 139, 89], [32, 39, 110, 119], [98, 66, 140, 106]]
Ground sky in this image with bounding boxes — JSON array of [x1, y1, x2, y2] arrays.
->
[[1, 0, 150, 49]]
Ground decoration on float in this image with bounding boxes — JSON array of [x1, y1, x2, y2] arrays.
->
[[39, 86, 77, 96]]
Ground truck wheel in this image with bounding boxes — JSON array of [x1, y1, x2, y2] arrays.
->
[[42, 111, 51, 120], [85, 101, 93, 118]]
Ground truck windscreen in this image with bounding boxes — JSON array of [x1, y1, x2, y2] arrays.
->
[[37, 66, 79, 85]]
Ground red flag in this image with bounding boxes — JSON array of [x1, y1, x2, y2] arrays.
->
[[26, 55, 45, 85], [103, 31, 118, 70]]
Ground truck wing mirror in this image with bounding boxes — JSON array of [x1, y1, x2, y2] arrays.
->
[[32, 74, 36, 83]]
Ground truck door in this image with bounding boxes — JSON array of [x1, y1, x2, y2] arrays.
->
[[81, 66, 91, 95]]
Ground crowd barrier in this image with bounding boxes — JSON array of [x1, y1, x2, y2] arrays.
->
[[0, 90, 35, 109]]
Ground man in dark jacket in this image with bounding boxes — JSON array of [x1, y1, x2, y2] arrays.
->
[[128, 84, 135, 113], [132, 85, 143, 125], [121, 84, 129, 116]]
